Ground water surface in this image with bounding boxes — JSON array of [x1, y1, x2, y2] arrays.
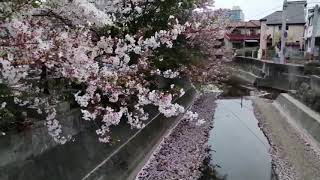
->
[[208, 98, 275, 180]]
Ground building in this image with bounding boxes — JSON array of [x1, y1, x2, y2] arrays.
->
[[305, 5, 320, 58], [228, 6, 245, 22], [260, 1, 306, 50], [224, 20, 261, 50]]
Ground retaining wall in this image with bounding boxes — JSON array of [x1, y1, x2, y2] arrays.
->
[[231, 56, 310, 91], [0, 79, 197, 180], [233, 56, 305, 76], [229, 68, 260, 86], [311, 75, 320, 94], [233, 57, 320, 144], [275, 93, 320, 144]]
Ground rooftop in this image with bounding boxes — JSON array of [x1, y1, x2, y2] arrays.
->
[[260, 1, 306, 25], [228, 20, 261, 28]]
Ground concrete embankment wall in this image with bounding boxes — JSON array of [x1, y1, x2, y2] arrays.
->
[[85, 87, 197, 180], [0, 79, 197, 180], [275, 93, 320, 144], [229, 68, 260, 86], [232, 57, 320, 145], [311, 75, 320, 95], [233, 56, 305, 75], [231, 56, 310, 91], [0, 103, 84, 169]]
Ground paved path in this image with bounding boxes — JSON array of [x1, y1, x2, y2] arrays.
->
[[253, 98, 320, 180]]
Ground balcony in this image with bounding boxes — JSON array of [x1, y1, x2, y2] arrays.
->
[[225, 33, 260, 41]]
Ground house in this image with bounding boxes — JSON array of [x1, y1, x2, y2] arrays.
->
[[305, 5, 320, 59], [260, 1, 306, 51], [224, 20, 261, 50]]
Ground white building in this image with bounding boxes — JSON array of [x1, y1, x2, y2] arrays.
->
[[260, 1, 306, 49], [305, 5, 320, 58]]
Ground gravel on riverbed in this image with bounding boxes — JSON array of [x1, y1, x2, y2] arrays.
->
[[253, 98, 320, 180], [136, 93, 217, 180], [253, 103, 296, 180]]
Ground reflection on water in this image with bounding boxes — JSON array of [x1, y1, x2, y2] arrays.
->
[[208, 99, 276, 180]]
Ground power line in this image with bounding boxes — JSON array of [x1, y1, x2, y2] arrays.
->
[[246, 5, 282, 20], [217, 105, 270, 149]]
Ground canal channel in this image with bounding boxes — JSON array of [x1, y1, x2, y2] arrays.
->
[[201, 85, 279, 180]]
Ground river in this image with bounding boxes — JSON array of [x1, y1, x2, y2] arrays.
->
[[201, 85, 278, 180]]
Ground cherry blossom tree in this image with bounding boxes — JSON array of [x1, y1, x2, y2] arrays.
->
[[0, 0, 227, 144]]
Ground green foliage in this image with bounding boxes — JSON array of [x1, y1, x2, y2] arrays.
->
[[96, 0, 196, 37], [129, 0, 194, 35], [93, 0, 199, 72], [152, 35, 206, 70], [0, 0, 43, 21], [0, 84, 18, 132], [0, 83, 14, 130], [0, 83, 12, 97], [0, 108, 16, 131], [93, 0, 210, 70]]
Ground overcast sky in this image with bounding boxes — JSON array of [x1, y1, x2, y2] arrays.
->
[[214, 0, 320, 20]]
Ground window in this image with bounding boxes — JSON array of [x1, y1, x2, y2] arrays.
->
[[250, 29, 256, 35], [232, 29, 241, 35]]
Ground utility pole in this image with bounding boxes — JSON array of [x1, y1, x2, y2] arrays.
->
[[259, 20, 267, 60], [280, 0, 288, 64], [243, 21, 247, 49], [310, 5, 319, 60]]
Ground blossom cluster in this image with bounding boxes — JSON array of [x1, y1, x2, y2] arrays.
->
[[45, 107, 67, 144], [0, 0, 225, 143]]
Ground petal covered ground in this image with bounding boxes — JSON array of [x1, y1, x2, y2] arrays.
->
[[136, 93, 217, 180]]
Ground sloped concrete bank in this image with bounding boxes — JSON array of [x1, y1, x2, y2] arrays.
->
[[275, 93, 320, 144], [311, 75, 320, 94], [229, 68, 259, 86], [253, 96, 320, 180], [0, 103, 84, 170], [0, 80, 197, 180], [85, 86, 198, 180]]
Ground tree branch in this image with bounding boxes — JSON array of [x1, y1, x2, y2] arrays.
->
[[32, 9, 75, 29]]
